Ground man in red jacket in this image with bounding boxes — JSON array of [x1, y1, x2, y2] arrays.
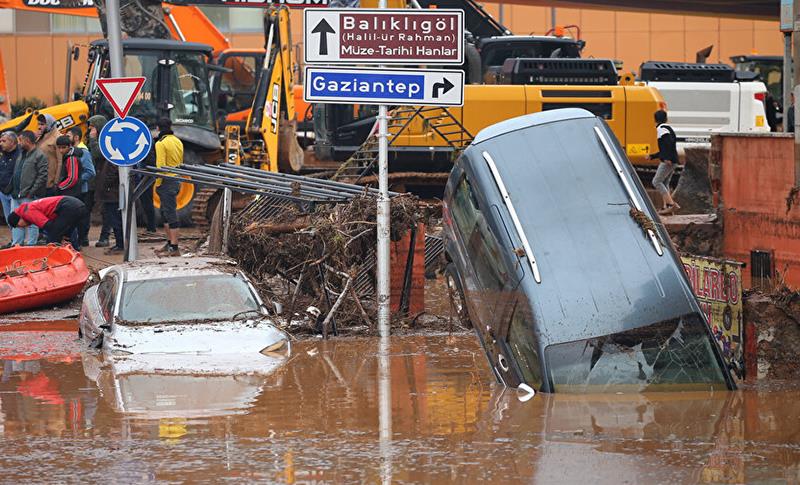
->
[[6, 195, 88, 249]]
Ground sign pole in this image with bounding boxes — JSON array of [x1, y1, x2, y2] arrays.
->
[[106, 0, 138, 261], [376, 0, 391, 339]]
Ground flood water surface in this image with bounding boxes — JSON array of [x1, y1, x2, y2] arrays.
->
[[0, 326, 798, 484]]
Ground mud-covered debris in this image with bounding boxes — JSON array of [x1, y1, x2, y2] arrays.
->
[[744, 286, 800, 380], [228, 194, 433, 337]]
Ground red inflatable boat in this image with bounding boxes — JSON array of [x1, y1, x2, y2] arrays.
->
[[0, 245, 90, 314]]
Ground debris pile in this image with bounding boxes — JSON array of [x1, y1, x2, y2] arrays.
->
[[744, 286, 800, 380], [670, 221, 723, 257], [673, 146, 713, 214], [228, 194, 427, 337]]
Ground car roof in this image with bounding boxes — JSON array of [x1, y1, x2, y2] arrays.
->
[[106, 257, 244, 283]]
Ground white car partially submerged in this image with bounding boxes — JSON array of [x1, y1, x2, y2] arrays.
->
[[78, 257, 289, 358]]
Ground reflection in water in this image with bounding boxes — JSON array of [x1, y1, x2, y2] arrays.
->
[[80, 352, 287, 419], [0, 332, 798, 483]]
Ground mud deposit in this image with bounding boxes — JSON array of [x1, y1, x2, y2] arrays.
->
[[745, 288, 800, 380], [0, 328, 799, 483]]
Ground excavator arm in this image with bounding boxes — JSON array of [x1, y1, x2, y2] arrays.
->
[[244, 6, 302, 172]]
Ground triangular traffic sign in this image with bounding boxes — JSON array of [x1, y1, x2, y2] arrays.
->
[[96, 77, 146, 119]]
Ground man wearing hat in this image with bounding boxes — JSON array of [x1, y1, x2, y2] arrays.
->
[[34, 113, 61, 196]]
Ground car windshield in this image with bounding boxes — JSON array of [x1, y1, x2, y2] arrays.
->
[[118, 274, 260, 323], [546, 314, 728, 393]]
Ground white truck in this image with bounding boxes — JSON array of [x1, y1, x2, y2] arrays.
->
[[640, 61, 769, 156]]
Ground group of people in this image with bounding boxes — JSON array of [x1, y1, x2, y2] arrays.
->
[[0, 114, 184, 256]]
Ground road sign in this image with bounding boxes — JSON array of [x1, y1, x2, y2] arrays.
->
[[304, 67, 464, 106], [304, 9, 463, 65], [98, 116, 153, 167], [96, 77, 145, 119], [781, 0, 793, 32]]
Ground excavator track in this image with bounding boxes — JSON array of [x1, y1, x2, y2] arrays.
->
[[191, 187, 219, 227]]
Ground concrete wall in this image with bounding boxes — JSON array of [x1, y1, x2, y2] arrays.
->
[[715, 134, 800, 289]]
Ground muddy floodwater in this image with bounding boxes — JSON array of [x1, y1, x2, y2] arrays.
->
[[0, 323, 799, 484]]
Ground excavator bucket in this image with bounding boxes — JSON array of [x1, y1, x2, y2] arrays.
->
[[277, 119, 305, 173]]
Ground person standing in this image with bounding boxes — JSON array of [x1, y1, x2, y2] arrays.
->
[[8, 131, 48, 245], [55, 135, 85, 249], [138, 144, 158, 234], [647, 110, 681, 214], [6, 195, 88, 248], [35, 113, 61, 197], [95, 152, 124, 253], [86, 115, 114, 247], [154, 118, 183, 256], [0, 131, 20, 248], [69, 126, 96, 246]]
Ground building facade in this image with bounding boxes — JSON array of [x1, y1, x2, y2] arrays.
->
[[0, 5, 783, 107]]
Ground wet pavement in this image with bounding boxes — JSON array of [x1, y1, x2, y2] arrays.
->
[[0, 323, 799, 484]]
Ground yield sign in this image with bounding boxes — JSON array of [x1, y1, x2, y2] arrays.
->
[[96, 77, 146, 119]]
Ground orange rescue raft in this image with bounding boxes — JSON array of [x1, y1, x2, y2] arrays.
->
[[0, 245, 90, 314]]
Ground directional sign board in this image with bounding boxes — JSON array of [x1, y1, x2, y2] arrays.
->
[[99, 116, 153, 167], [304, 9, 463, 65], [304, 67, 464, 106], [96, 77, 146, 119]]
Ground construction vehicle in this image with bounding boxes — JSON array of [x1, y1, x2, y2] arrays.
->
[[640, 61, 769, 153], [313, 2, 663, 194], [0, 1, 304, 224]]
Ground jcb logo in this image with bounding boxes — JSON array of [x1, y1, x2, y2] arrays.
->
[[24, 0, 95, 6], [54, 115, 75, 130], [269, 83, 280, 135]]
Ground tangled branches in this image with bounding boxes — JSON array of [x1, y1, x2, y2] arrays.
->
[[228, 193, 421, 336]]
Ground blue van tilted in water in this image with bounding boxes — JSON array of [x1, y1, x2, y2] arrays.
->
[[442, 108, 735, 393]]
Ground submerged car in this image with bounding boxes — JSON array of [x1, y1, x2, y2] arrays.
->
[[442, 108, 735, 393], [78, 257, 289, 357]]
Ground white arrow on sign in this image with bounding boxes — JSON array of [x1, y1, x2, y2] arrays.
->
[[104, 135, 124, 160], [108, 119, 140, 133], [129, 132, 149, 160]]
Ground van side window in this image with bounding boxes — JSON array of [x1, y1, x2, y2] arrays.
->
[[451, 176, 508, 291], [507, 302, 543, 389]]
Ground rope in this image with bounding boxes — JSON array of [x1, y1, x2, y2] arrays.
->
[[629, 206, 661, 243]]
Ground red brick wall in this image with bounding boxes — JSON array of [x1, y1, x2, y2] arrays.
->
[[717, 134, 800, 288]]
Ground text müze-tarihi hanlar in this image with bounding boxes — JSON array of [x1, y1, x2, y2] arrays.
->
[[341, 44, 457, 57]]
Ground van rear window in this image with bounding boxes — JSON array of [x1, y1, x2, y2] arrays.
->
[[546, 314, 727, 393]]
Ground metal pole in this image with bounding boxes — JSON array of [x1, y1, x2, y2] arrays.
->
[[64, 42, 73, 103], [793, 0, 800, 184], [378, 336, 392, 485], [221, 187, 233, 254], [784, 32, 793, 126], [551, 7, 557, 30], [106, 0, 138, 261], [376, 0, 390, 338]]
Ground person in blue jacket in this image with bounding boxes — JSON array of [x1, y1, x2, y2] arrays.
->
[[68, 127, 96, 246]]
